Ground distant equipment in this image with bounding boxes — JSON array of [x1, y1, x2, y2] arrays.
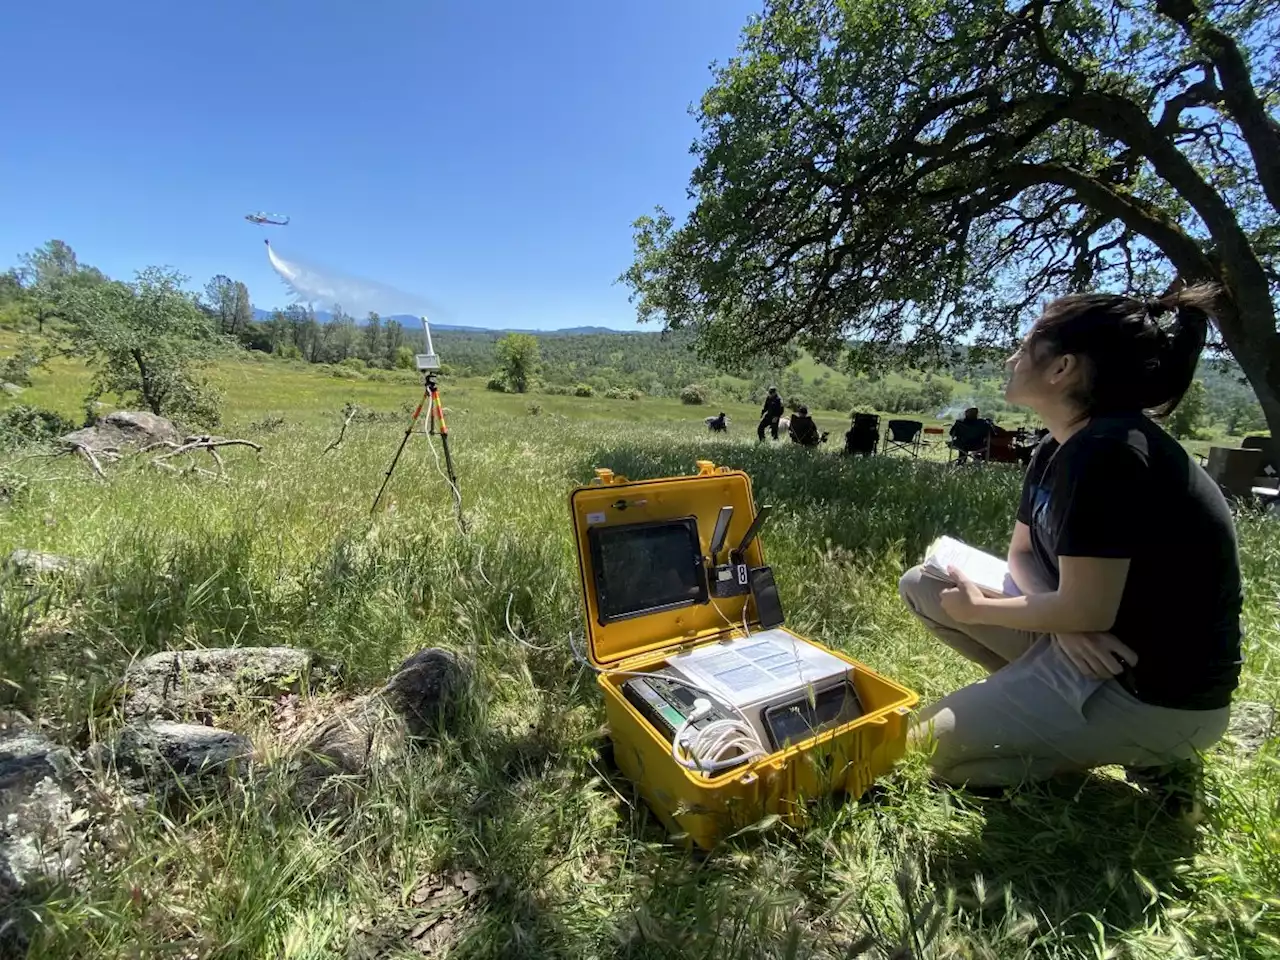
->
[[245, 212, 290, 226], [371, 317, 464, 531]]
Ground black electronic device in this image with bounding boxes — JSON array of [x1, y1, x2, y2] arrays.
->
[[589, 518, 708, 625], [748, 564, 785, 630], [762, 680, 863, 752], [708, 504, 773, 599]]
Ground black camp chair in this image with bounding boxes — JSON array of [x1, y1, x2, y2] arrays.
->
[[844, 413, 879, 456], [883, 419, 924, 457]]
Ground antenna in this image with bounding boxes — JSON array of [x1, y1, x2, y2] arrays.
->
[[709, 506, 734, 560], [732, 505, 773, 559]]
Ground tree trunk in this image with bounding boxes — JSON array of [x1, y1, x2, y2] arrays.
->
[[1238, 344, 1280, 443], [132, 348, 162, 416], [1211, 294, 1280, 442]]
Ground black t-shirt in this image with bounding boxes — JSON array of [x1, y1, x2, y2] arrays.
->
[[1016, 415, 1243, 710]]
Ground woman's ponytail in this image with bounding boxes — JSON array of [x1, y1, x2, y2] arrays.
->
[[1141, 283, 1217, 416], [1028, 281, 1221, 420]]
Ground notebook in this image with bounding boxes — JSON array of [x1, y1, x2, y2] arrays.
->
[[921, 536, 1020, 598]]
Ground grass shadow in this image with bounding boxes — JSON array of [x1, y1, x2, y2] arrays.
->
[[924, 773, 1205, 945]]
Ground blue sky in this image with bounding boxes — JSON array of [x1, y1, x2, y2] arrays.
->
[[1, 1, 760, 330]]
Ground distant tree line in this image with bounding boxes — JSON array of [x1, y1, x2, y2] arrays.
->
[[0, 238, 1269, 438]]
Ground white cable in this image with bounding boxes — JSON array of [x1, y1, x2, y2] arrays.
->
[[568, 631, 768, 772]]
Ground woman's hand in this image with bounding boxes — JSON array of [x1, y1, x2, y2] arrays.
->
[[1055, 632, 1139, 679], [939, 568, 986, 624]]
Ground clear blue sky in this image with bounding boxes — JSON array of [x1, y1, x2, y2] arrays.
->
[[1, 1, 760, 330]]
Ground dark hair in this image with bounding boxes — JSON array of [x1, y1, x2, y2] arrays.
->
[[798, 405, 809, 415], [1027, 283, 1219, 418]]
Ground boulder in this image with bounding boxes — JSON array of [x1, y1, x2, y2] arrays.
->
[[0, 729, 84, 895], [288, 648, 468, 813], [59, 410, 182, 454], [122, 646, 327, 723], [107, 722, 253, 782], [5, 548, 85, 578], [1, 382, 23, 397], [382, 647, 469, 740]]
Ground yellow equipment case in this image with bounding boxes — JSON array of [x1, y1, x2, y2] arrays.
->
[[570, 460, 919, 850]]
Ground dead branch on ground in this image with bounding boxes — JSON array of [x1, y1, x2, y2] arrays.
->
[[323, 404, 358, 455]]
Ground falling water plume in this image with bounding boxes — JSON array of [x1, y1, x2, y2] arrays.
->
[[264, 241, 448, 319]]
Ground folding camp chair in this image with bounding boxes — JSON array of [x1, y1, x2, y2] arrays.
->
[[844, 413, 880, 456], [882, 419, 924, 457]]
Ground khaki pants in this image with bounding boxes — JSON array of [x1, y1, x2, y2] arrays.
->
[[898, 566, 1231, 787]]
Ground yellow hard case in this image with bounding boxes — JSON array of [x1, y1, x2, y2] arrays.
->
[[570, 460, 919, 850]]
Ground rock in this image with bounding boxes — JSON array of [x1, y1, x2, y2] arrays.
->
[[1, 382, 23, 397], [106, 722, 253, 782], [382, 648, 469, 740], [122, 646, 327, 723], [287, 649, 469, 814], [4, 548, 86, 578], [0, 729, 84, 895], [1225, 700, 1276, 758], [59, 410, 182, 454]]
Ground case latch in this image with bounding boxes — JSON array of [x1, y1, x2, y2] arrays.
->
[[695, 460, 717, 476], [593, 467, 627, 485]]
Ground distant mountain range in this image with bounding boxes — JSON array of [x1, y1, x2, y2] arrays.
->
[[250, 308, 623, 337]]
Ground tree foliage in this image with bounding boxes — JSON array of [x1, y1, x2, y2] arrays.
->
[[1167, 377, 1208, 437], [203, 274, 253, 338], [495, 333, 541, 393], [623, 0, 1280, 437], [16, 240, 106, 333], [63, 267, 224, 426]]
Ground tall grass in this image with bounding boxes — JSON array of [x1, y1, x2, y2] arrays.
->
[[1, 398, 1277, 958]]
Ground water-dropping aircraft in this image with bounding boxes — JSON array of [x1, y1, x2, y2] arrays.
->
[[245, 212, 290, 226]]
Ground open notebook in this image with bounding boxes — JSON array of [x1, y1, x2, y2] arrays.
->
[[921, 536, 1020, 598]]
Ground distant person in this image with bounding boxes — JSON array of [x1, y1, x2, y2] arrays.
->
[[949, 407, 995, 463], [899, 284, 1242, 810], [757, 387, 784, 442], [788, 406, 822, 447], [844, 413, 879, 456], [705, 412, 728, 433]]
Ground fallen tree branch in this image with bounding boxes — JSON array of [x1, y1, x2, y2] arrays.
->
[[152, 436, 262, 460], [69, 442, 107, 481], [323, 405, 358, 455]]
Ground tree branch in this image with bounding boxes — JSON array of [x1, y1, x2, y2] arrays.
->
[[1156, 0, 1280, 215]]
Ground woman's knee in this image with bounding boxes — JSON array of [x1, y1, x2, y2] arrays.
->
[[899, 565, 945, 618]]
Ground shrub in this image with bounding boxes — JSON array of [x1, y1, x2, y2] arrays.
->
[[680, 384, 709, 405], [574, 384, 594, 398], [486, 376, 507, 393], [394, 346, 416, 370], [0, 405, 77, 449], [0, 340, 41, 387], [527, 402, 542, 416], [541, 384, 574, 396], [340, 357, 368, 371]]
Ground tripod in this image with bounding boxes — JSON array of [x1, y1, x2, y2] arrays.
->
[[370, 369, 465, 530]]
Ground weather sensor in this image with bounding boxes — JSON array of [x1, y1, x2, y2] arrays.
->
[[416, 317, 441, 371]]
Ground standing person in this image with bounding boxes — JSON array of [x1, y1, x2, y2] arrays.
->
[[757, 386, 784, 442], [898, 285, 1243, 806]]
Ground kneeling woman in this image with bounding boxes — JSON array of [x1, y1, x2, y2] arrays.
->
[[900, 285, 1243, 788]]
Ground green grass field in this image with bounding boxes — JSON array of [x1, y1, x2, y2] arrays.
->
[[2, 353, 1278, 959]]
